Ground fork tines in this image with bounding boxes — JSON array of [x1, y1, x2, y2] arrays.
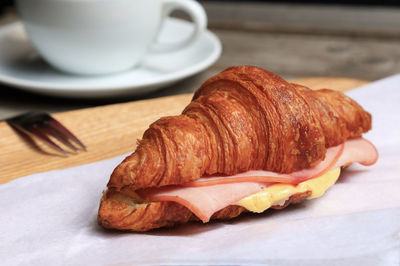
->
[[6, 112, 87, 156]]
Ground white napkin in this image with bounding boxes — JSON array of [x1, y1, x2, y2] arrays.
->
[[1, 76, 400, 266]]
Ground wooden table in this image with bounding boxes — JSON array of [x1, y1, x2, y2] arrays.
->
[[0, 2, 396, 182]]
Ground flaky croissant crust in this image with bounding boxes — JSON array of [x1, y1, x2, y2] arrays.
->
[[98, 189, 311, 232], [108, 66, 371, 191]]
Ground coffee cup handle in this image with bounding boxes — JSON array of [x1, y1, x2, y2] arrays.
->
[[150, 0, 207, 53]]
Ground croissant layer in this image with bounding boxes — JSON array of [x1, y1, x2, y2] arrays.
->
[[98, 189, 311, 232], [108, 66, 371, 191]]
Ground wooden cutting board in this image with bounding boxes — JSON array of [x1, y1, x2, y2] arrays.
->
[[0, 77, 368, 184]]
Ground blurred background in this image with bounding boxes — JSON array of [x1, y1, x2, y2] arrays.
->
[[0, 0, 400, 118]]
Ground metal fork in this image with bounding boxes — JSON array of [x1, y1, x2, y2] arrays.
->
[[6, 112, 87, 156]]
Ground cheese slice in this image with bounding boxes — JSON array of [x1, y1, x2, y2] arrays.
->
[[236, 168, 341, 212]]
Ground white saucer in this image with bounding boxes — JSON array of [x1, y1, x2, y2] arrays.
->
[[0, 18, 221, 98]]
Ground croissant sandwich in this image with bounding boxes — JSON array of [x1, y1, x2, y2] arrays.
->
[[98, 66, 378, 232]]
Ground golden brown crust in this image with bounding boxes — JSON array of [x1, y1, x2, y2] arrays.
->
[[98, 190, 193, 231], [107, 66, 371, 191], [98, 190, 311, 232]]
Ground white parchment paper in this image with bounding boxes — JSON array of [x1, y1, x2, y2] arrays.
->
[[1, 76, 400, 266]]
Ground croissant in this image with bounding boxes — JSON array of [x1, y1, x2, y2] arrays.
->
[[98, 66, 374, 231]]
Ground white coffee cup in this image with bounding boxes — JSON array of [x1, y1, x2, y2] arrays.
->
[[16, 0, 207, 75]]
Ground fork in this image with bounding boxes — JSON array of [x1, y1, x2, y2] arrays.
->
[[6, 112, 87, 156]]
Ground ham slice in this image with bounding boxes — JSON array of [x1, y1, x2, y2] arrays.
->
[[331, 138, 378, 168], [139, 138, 378, 223], [139, 183, 267, 223], [184, 143, 344, 187]]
